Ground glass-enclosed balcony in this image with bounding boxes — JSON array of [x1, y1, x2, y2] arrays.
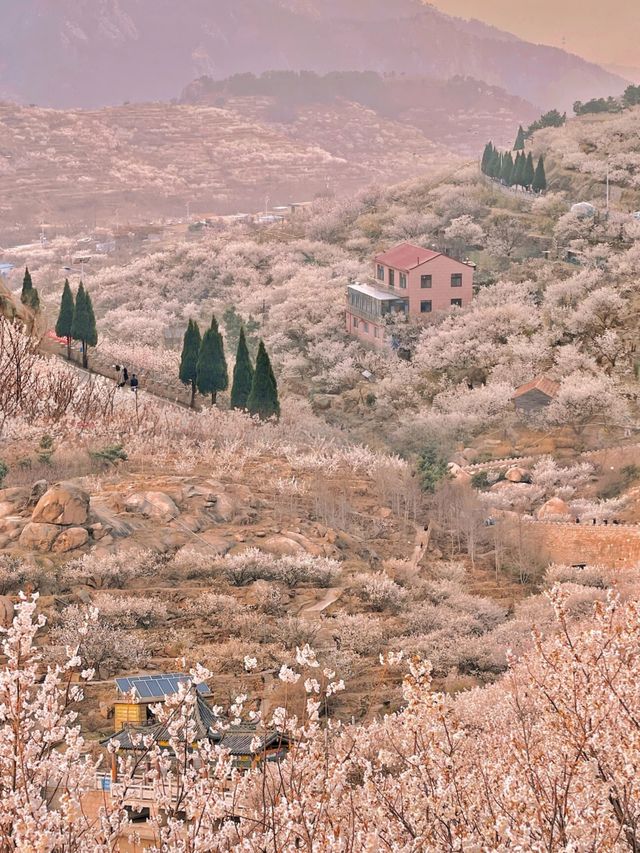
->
[[347, 283, 408, 324]]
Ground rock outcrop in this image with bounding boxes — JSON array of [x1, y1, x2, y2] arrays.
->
[[19, 522, 61, 551], [31, 483, 90, 526]]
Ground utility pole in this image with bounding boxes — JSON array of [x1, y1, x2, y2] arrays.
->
[[606, 166, 610, 214]]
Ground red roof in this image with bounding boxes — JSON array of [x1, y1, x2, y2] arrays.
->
[[375, 242, 441, 271], [512, 377, 559, 400]]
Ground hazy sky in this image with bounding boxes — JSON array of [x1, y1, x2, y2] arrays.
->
[[430, 0, 640, 70]]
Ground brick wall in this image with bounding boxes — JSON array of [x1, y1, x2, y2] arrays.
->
[[527, 522, 640, 569]]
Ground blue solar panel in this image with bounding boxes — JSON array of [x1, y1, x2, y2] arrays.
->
[[115, 673, 211, 701]]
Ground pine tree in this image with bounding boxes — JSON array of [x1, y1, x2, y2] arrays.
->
[[179, 319, 202, 408], [20, 266, 40, 311], [524, 152, 535, 190], [70, 282, 97, 369], [500, 151, 514, 185], [247, 340, 280, 420], [513, 125, 526, 151], [230, 326, 254, 410], [196, 315, 228, 405], [533, 155, 547, 192], [55, 278, 74, 360]]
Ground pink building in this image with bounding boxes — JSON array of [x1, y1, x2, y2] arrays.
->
[[346, 241, 474, 348]]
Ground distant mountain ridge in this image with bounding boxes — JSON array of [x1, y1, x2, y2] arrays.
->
[[0, 0, 626, 110]]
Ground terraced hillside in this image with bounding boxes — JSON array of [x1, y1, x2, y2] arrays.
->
[[0, 100, 454, 244]]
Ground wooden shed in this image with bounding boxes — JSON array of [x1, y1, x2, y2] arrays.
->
[[512, 376, 559, 414]]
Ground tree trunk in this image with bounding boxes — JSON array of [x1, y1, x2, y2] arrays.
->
[[190, 381, 196, 409], [82, 341, 88, 369], [66, 336, 71, 360], [211, 390, 217, 406]]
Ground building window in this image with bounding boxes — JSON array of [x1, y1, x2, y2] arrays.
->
[[420, 300, 432, 313], [353, 317, 358, 328], [451, 273, 463, 287], [421, 274, 432, 289], [451, 298, 462, 307], [388, 269, 395, 288], [363, 322, 369, 332], [399, 272, 407, 289], [377, 264, 384, 281]]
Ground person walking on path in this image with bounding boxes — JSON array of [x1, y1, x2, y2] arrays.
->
[[130, 373, 139, 394], [121, 366, 129, 388]]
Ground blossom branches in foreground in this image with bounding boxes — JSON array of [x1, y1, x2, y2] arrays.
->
[[2, 590, 640, 850]]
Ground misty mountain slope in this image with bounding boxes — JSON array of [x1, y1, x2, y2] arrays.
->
[[0, 0, 625, 109]]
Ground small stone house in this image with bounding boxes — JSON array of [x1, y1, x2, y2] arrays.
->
[[512, 376, 559, 414]]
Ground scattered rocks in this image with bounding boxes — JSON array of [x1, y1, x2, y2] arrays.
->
[[31, 483, 90, 526], [88, 522, 109, 541], [52, 527, 90, 553], [19, 522, 61, 551]]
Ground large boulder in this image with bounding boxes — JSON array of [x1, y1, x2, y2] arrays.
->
[[505, 467, 529, 483], [537, 497, 571, 520], [52, 527, 89, 553], [259, 535, 307, 557], [19, 522, 61, 551], [124, 491, 179, 521], [31, 483, 90, 526]]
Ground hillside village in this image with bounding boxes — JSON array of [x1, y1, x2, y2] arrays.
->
[[1, 35, 640, 846]]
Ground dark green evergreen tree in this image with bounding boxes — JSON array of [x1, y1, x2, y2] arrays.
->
[[488, 148, 501, 179], [513, 152, 525, 189], [55, 278, 74, 359], [524, 152, 535, 189], [70, 282, 97, 369], [230, 326, 254, 410], [222, 305, 259, 354], [247, 340, 280, 420], [20, 266, 40, 311], [481, 142, 493, 174], [179, 319, 202, 409], [513, 125, 526, 151], [196, 314, 228, 405], [533, 155, 547, 193], [500, 151, 514, 185]]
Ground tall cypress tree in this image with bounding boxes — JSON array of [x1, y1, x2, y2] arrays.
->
[[524, 152, 535, 189], [179, 319, 202, 408], [230, 326, 254, 410], [488, 148, 501, 179], [247, 340, 279, 420], [70, 282, 97, 369], [196, 314, 228, 405], [513, 152, 525, 189], [481, 141, 493, 174], [55, 278, 74, 360], [533, 155, 547, 192], [20, 266, 40, 311], [500, 151, 514, 185], [513, 125, 526, 151]]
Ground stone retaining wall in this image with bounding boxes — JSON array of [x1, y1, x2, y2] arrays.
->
[[526, 521, 640, 569]]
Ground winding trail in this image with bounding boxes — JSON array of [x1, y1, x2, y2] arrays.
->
[[299, 587, 342, 618]]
